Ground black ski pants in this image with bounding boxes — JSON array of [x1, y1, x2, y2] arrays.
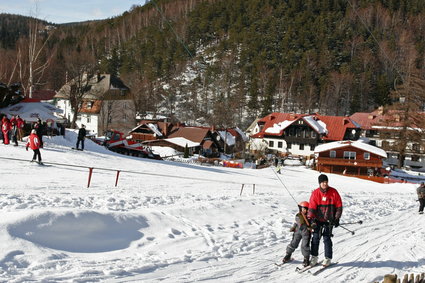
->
[[419, 198, 425, 213], [311, 222, 333, 259]]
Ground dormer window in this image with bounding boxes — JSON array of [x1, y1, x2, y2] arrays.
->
[[87, 101, 94, 109]]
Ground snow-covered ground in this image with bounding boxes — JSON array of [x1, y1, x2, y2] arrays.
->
[[0, 131, 424, 283]]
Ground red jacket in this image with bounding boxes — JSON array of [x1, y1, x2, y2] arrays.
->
[[26, 133, 41, 150], [2, 118, 11, 132], [17, 117, 25, 129], [307, 186, 343, 222]]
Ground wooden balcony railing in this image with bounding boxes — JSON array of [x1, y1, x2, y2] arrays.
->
[[317, 157, 382, 168]]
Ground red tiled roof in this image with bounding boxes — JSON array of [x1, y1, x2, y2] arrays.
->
[[252, 112, 358, 141], [351, 109, 425, 129], [315, 115, 358, 141]]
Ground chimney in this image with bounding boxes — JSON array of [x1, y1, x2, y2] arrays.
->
[[211, 125, 215, 132], [343, 118, 349, 125], [377, 106, 384, 115], [163, 123, 168, 137]]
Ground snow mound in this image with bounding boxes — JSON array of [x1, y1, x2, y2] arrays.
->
[[7, 211, 147, 253]]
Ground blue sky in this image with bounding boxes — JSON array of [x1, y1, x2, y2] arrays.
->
[[0, 0, 147, 24]]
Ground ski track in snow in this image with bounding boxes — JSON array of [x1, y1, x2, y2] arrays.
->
[[0, 131, 423, 282]]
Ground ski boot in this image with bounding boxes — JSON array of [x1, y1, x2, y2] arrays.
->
[[282, 254, 292, 263], [310, 256, 318, 266], [322, 257, 332, 267], [303, 257, 310, 267]]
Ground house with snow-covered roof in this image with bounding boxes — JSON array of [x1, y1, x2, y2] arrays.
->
[[350, 106, 425, 170], [314, 140, 388, 182], [249, 112, 361, 158]]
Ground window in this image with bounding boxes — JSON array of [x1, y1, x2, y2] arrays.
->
[[123, 114, 127, 121], [330, 150, 336, 158], [310, 144, 315, 151], [343, 151, 356, 159], [296, 128, 301, 137], [287, 143, 292, 149], [300, 144, 305, 150], [364, 152, 370, 160], [269, 140, 274, 147], [412, 155, 420, 162], [311, 131, 316, 138], [305, 130, 310, 138], [87, 115, 91, 123], [278, 141, 283, 148], [412, 144, 420, 152]]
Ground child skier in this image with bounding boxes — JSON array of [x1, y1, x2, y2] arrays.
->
[[282, 201, 311, 267]]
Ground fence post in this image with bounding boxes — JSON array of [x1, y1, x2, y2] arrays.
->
[[240, 184, 245, 196], [252, 184, 255, 195], [115, 170, 121, 187], [87, 167, 93, 188]]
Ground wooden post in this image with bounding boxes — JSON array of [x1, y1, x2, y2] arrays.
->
[[240, 184, 245, 196], [115, 170, 121, 187], [87, 167, 93, 188]]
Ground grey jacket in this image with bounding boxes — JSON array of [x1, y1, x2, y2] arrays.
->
[[417, 185, 425, 199]]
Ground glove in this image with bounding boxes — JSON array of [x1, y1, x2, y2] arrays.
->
[[331, 219, 340, 227], [289, 226, 296, 232], [26, 146, 28, 151]]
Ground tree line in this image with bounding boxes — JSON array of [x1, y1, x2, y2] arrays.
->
[[0, 0, 424, 130]]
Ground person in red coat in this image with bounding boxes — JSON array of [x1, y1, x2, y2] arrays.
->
[[26, 129, 42, 163], [16, 115, 25, 141], [307, 174, 343, 267], [1, 116, 11, 145]]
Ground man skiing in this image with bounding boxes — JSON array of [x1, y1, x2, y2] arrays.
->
[[282, 201, 311, 267], [417, 182, 425, 214], [307, 174, 343, 267], [26, 129, 42, 164]]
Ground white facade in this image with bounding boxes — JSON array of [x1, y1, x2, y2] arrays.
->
[[55, 99, 99, 135]]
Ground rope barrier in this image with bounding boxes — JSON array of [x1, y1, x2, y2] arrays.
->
[[0, 156, 260, 188]]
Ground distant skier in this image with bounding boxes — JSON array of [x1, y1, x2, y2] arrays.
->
[[32, 118, 44, 148], [417, 182, 425, 214], [307, 174, 343, 267], [282, 201, 311, 267], [26, 129, 42, 164], [76, 124, 86, 150]]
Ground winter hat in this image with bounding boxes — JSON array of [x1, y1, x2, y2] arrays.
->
[[31, 129, 37, 134], [318, 174, 329, 184]]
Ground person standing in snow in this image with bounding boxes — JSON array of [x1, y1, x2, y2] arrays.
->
[[26, 129, 42, 164], [76, 124, 87, 150], [417, 182, 425, 214], [33, 118, 44, 148], [307, 174, 343, 267], [16, 115, 25, 141], [1, 116, 11, 145], [282, 201, 311, 267]]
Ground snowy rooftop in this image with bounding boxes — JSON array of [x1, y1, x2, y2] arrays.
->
[[315, 140, 387, 157]]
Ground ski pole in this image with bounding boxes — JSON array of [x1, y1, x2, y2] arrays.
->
[[339, 224, 355, 235], [339, 220, 363, 225]]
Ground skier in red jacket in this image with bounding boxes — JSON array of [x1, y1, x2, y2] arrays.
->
[[307, 174, 342, 267], [26, 129, 43, 164]]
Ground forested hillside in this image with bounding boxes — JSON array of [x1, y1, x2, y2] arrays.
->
[[1, 0, 424, 128]]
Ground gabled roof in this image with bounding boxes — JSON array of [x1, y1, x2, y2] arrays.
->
[[130, 120, 177, 136], [351, 108, 425, 130], [251, 112, 359, 141], [168, 127, 211, 143], [315, 140, 387, 158], [315, 115, 358, 141], [55, 74, 130, 100]]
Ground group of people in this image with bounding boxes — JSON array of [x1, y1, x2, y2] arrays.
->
[[1, 114, 25, 146], [283, 174, 343, 268], [282, 174, 425, 269]]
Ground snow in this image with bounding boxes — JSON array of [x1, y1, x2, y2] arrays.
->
[[303, 116, 328, 135], [315, 140, 388, 158], [218, 130, 236, 146], [163, 137, 200, 148], [265, 120, 295, 134], [1, 130, 424, 282]]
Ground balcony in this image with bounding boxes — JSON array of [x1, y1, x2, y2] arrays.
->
[[317, 157, 382, 168]]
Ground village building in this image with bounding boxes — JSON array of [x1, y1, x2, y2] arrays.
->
[[55, 74, 134, 136], [314, 140, 388, 182], [249, 112, 361, 158], [351, 107, 425, 170]]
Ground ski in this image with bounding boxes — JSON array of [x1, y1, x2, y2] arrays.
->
[[295, 263, 318, 273], [309, 262, 338, 276], [71, 147, 83, 151], [274, 258, 294, 267]]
